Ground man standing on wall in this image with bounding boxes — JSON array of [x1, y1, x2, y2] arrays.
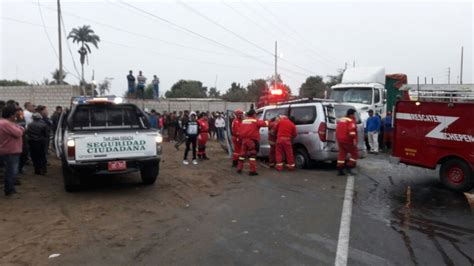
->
[[152, 75, 160, 100], [136, 71, 147, 99], [127, 70, 135, 97]]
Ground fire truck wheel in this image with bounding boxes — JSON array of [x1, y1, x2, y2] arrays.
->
[[440, 159, 473, 192]]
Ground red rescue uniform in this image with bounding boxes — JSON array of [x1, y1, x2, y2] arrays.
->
[[336, 116, 358, 169], [274, 116, 297, 171], [237, 115, 267, 174], [267, 119, 277, 167], [231, 117, 243, 163], [197, 118, 209, 159]]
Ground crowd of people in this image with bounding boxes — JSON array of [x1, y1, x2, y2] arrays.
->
[[0, 100, 63, 198]]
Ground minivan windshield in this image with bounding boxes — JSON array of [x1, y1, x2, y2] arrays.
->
[[330, 87, 373, 104]]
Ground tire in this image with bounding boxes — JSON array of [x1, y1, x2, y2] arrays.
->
[[294, 147, 310, 169], [141, 162, 159, 185], [62, 164, 81, 192], [440, 158, 473, 192]]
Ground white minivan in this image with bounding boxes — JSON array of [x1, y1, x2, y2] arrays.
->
[[256, 99, 366, 168]]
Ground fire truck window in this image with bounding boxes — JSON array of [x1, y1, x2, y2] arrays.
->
[[264, 108, 288, 121], [289, 106, 316, 125], [374, 89, 380, 103]]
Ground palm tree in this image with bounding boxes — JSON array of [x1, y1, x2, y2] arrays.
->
[[67, 25, 100, 83]]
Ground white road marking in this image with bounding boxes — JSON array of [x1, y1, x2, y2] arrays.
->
[[335, 175, 355, 266]]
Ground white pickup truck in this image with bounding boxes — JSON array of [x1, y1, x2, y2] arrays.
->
[[54, 97, 162, 191]]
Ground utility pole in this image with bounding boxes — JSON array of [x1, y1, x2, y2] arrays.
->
[[460, 46, 464, 84], [353, 60, 355, 68], [274, 40, 278, 88], [424, 77, 427, 84], [448, 67, 451, 84], [344, 62, 348, 70], [57, 0, 63, 85], [431, 77, 433, 84]]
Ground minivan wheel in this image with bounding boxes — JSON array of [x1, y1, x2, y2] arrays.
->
[[295, 148, 310, 169], [440, 158, 473, 192]]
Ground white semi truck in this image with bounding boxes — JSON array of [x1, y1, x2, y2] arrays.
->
[[329, 67, 407, 125]]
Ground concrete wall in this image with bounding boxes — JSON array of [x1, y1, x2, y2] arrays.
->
[[0, 85, 81, 112], [0, 85, 253, 113], [126, 99, 254, 113]]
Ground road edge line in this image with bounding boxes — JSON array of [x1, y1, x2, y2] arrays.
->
[[334, 175, 355, 266]]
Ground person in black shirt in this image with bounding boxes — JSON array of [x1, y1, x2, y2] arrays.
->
[[182, 112, 200, 165], [26, 113, 50, 175]]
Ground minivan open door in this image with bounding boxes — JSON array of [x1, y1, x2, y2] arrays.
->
[[324, 104, 337, 144]]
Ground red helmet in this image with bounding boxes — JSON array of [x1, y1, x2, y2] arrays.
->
[[235, 109, 243, 116]]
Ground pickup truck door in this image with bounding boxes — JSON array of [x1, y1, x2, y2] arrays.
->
[[54, 111, 66, 159]]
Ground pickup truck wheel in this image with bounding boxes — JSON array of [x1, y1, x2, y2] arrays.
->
[[440, 159, 473, 192], [295, 147, 310, 169], [62, 164, 81, 192], [141, 163, 159, 185]]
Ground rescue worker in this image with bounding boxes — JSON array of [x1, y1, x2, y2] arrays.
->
[[267, 117, 279, 168], [182, 112, 200, 165], [231, 109, 243, 167], [336, 108, 358, 176], [237, 109, 267, 176], [273, 115, 297, 171], [197, 113, 210, 160]]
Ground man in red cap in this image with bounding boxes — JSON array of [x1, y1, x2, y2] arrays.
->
[[197, 112, 210, 160], [274, 115, 297, 171], [231, 109, 243, 167], [237, 109, 267, 175], [336, 108, 358, 175]]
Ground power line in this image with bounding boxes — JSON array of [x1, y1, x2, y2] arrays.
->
[[60, 13, 81, 81], [36, 0, 80, 80], [253, 0, 339, 67], [178, 1, 317, 76], [115, 1, 310, 78]]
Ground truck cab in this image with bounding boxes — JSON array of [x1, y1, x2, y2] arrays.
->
[[55, 96, 162, 191]]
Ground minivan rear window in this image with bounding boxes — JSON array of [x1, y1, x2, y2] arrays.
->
[[289, 106, 316, 125], [264, 108, 288, 121]]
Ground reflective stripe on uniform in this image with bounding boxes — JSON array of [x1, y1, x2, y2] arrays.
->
[[349, 158, 357, 162], [349, 132, 356, 135], [249, 158, 257, 161], [287, 164, 295, 167], [242, 119, 257, 123], [337, 160, 345, 163], [239, 157, 245, 161], [276, 163, 284, 166]]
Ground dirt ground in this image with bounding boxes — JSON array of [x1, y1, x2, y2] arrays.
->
[[0, 140, 244, 265]]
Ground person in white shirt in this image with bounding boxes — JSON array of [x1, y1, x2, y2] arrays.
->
[[23, 102, 35, 126], [136, 71, 147, 99], [214, 113, 226, 141]]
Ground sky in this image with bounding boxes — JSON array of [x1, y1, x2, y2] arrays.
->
[[1, 0, 472, 97]]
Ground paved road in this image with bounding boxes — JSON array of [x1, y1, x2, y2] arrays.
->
[[1, 142, 473, 265]]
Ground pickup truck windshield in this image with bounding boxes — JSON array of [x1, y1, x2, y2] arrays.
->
[[70, 105, 146, 130], [330, 88, 372, 104]]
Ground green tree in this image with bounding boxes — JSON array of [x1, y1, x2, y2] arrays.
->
[[67, 25, 100, 83], [50, 69, 69, 85], [98, 79, 110, 96], [222, 82, 247, 102], [299, 76, 327, 98], [326, 70, 344, 88], [246, 79, 267, 102], [165, 80, 208, 98], [208, 87, 221, 98], [144, 84, 154, 99], [0, 80, 29, 86]]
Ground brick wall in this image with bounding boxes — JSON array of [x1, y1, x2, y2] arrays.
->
[[0, 86, 253, 113], [0, 85, 81, 112]]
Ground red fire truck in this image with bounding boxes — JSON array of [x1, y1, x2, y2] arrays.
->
[[392, 98, 474, 191]]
